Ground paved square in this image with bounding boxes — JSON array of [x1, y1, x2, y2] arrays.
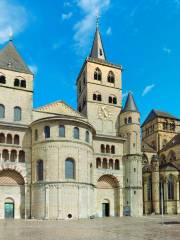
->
[[1, 215, 180, 240]]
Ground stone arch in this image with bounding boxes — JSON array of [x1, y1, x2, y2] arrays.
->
[[0, 169, 25, 219], [97, 174, 120, 217]]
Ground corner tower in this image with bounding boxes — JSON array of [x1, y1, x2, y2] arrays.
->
[[76, 24, 122, 136], [119, 92, 143, 216]]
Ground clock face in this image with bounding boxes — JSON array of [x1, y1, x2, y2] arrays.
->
[[98, 106, 112, 119]]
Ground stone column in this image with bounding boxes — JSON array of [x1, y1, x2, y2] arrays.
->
[[176, 179, 180, 213], [143, 179, 148, 214], [45, 185, 49, 219], [152, 162, 160, 214], [163, 178, 168, 214]]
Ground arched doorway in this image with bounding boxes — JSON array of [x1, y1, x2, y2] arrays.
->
[[0, 169, 25, 219], [97, 175, 119, 217], [4, 198, 14, 219]]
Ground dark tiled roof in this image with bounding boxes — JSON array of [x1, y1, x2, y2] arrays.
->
[[122, 92, 139, 113], [160, 133, 180, 151], [159, 162, 180, 171], [142, 141, 156, 153], [89, 26, 106, 60], [142, 109, 179, 127], [0, 41, 32, 74]]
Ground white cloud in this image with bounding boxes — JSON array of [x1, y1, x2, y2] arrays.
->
[[174, 0, 180, 8], [142, 84, 155, 96], [74, 0, 111, 52], [62, 12, 73, 20], [106, 26, 112, 35], [163, 46, 172, 54], [0, 0, 27, 44], [28, 65, 38, 74], [64, 2, 72, 7]]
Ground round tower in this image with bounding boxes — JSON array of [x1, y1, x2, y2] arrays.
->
[[119, 92, 143, 216]]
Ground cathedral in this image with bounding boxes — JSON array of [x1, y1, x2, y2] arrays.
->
[[0, 23, 179, 220]]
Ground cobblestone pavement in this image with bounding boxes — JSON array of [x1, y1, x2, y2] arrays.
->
[[1, 215, 180, 240]]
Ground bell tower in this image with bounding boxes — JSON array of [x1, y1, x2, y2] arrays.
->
[[76, 23, 122, 136]]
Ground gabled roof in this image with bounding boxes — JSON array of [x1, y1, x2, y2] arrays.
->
[[160, 162, 180, 171], [142, 109, 179, 127], [0, 41, 32, 74], [89, 26, 106, 60], [35, 100, 85, 119], [160, 133, 180, 152], [142, 141, 156, 153], [122, 92, 139, 113]]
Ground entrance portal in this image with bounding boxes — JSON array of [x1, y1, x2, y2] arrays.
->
[[102, 202, 110, 217], [5, 202, 14, 219]]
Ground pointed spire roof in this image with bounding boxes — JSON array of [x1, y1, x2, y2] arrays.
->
[[122, 92, 139, 113], [0, 41, 32, 74], [89, 25, 106, 60]]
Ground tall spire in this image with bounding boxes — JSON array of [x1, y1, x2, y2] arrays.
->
[[122, 92, 139, 113], [89, 17, 106, 60]]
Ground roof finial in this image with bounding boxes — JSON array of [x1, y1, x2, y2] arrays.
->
[[95, 9, 100, 28], [8, 28, 13, 42]]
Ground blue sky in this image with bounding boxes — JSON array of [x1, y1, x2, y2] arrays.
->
[[0, 0, 180, 123]]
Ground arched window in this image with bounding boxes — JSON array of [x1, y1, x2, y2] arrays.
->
[[0, 75, 6, 84], [106, 145, 110, 153], [124, 118, 127, 124], [21, 80, 26, 88], [109, 159, 113, 169], [115, 159, 120, 170], [14, 78, 20, 87], [101, 144, 105, 153], [19, 150, 25, 163], [2, 149, 9, 161], [85, 130, 89, 143], [96, 158, 101, 168], [0, 104, 5, 118], [14, 106, 21, 121], [14, 135, 20, 145], [37, 160, 43, 181], [109, 96, 113, 104], [73, 127, 79, 139], [0, 133, 5, 143], [128, 117, 132, 124], [10, 150, 17, 162], [107, 71, 115, 83], [168, 175, 174, 200], [7, 134, 12, 144], [111, 145, 115, 154], [113, 97, 117, 104], [102, 158, 108, 169], [44, 126, 50, 139], [34, 129, 38, 141], [65, 158, 75, 179], [59, 125, 65, 137], [147, 176, 152, 201], [93, 92, 102, 101], [94, 68, 101, 81]]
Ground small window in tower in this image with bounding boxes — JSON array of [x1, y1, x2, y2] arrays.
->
[[134, 168, 136, 172], [99, 49, 103, 56], [21, 80, 26, 88], [0, 75, 6, 84], [14, 78, 20, 87], [134, 191, 136, 195]]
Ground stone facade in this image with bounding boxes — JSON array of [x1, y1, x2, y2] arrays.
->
[[0, 26, 144, 220], [142, 110, 180, 215]]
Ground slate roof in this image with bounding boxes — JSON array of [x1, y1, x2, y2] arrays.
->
[[35, 100, 85, 118], [122, 92, 139, 113], [89, 26, 106, 60], [160, 133, 180, 152], [142, 109, 179, 127], [0, 41, 32, 74], [141, 141, 156, 153]]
